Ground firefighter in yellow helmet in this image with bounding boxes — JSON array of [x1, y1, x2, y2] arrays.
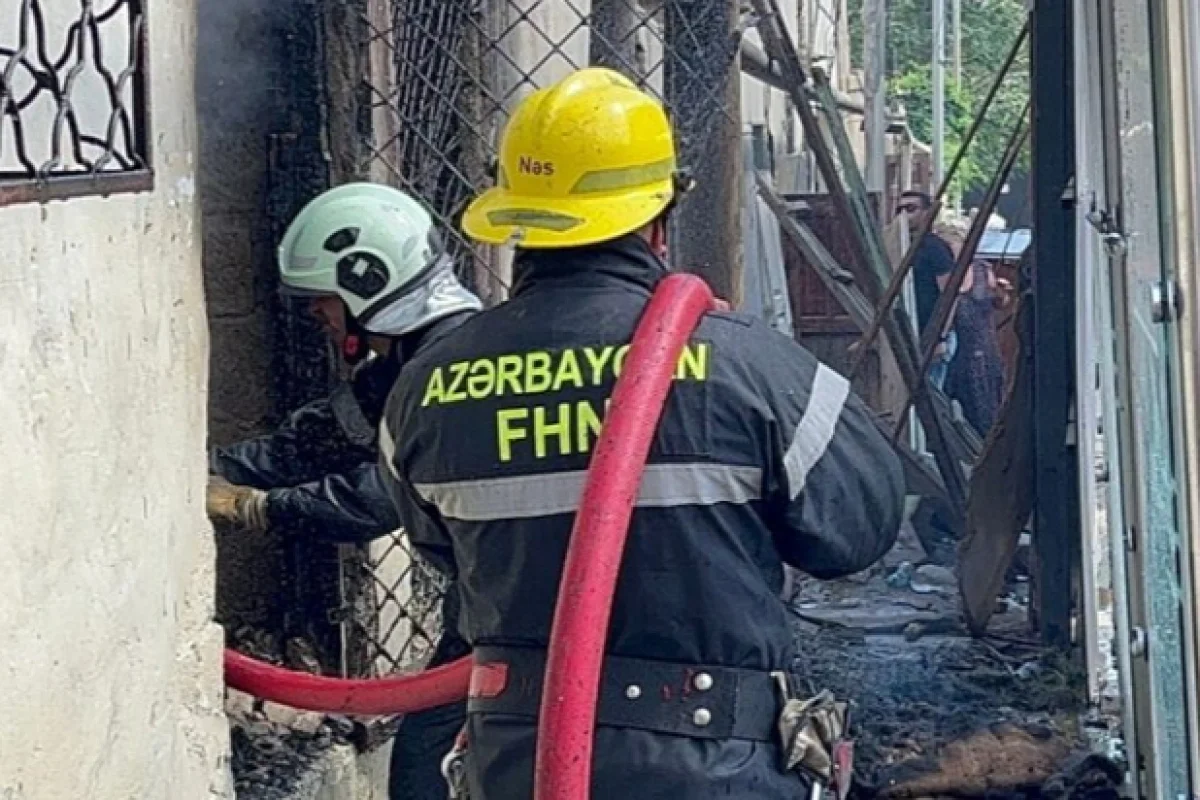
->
[[379, 68, 903, 798], [462, 67, 680, 250]]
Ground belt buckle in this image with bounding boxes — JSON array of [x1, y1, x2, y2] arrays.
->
[[770, 670, 794, 705]]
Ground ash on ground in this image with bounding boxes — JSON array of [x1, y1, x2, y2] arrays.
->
[[230, 719, 353, 800], [226, 626, 371, 800], [787, 523, 1124, 799]]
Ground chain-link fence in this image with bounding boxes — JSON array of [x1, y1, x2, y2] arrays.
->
[[335, 0, 745, 678], [0, 0, 151, 205]]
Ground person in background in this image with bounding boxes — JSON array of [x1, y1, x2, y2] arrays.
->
[[934, 218, 1010, 437], [896, 190, 957, 389], [206, 182, 482, 800]]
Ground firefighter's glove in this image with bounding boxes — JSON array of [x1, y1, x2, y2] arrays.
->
[[776, 685, 848, 784], [206, 477, 270, 531]]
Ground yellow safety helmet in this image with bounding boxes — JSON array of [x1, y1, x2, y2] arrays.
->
[[462, 67, 677, 249]]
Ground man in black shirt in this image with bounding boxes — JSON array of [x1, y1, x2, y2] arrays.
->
[[896, 190, 957, 388]]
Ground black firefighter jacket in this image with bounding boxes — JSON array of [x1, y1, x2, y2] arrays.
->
[[379, 237, 905, 798], [211, 312, 477, 800], [211, 313, 473, 543]]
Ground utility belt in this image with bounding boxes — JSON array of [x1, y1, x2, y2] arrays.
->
[[444, 646, 853, 799], [467, 645, 781, 742]]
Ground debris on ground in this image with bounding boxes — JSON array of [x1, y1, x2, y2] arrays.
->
[[786, 521, 1122, 799], [227, 689, 358, 800], [226, 626, 377, 799], [1040, 753, 1125, 799], [873, 723, 1072, 798], [911, 564, 958, 596], [222, 520, 1124, 799]]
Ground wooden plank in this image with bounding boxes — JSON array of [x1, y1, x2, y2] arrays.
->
[[810, 69, 895, 291], [846, 18, 1031, 373], [958, 276, 1035, 634], [758, 179, 951, 506]]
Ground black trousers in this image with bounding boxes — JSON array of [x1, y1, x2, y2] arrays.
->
[[465, 719, 809, 799], [389, 595, 470, 800]]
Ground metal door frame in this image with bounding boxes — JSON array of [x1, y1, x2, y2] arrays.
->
[[1094, 0, 1198, 794], [1158, 0, 1200, 789], [1073, 5, 1139, 789]]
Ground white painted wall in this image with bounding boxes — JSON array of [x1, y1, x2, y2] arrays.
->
[[0, 1, 231, 798]]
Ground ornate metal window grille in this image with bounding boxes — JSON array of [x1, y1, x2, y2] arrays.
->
[[0, 0, 151, 206]]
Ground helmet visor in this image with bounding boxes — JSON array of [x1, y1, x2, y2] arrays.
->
[[277, 281, 337, 299]]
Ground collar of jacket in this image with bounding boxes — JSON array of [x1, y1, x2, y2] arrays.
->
[[510, 235, 670, 297], [394, 309, 475, 364]]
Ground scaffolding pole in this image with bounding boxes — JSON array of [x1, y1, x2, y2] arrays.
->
[[933, 0, 946, 189], [863, 0, 887, 208]]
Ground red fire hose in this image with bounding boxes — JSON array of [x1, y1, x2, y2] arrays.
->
[[224, 649, 472, 716], [534, 273, 716, 799], [224, 273, 717, 799]]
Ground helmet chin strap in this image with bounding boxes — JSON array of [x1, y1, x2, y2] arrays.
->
[[340, 303, 371, 366]]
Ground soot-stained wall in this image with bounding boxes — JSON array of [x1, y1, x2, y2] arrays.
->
[[198, 0, 348, 668]]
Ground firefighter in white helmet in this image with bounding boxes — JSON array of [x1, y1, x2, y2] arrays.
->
[[207, 182, 480, 800]]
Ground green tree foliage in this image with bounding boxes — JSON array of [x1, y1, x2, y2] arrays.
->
[[847, 0, 1029, 194], [889, 69, 980, 194]]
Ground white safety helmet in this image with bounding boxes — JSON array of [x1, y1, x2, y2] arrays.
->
[[278, 183, 482, 336]]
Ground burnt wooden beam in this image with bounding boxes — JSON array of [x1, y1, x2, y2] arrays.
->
[[666, 0, 744, 302], [959, 290, 1036, 633]]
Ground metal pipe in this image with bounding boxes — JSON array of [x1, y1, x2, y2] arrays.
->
[[863, 0, 888, 201], [953, 0, 962, 86], [933, 0, 946, 189], [740, 38, 868, 116]]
